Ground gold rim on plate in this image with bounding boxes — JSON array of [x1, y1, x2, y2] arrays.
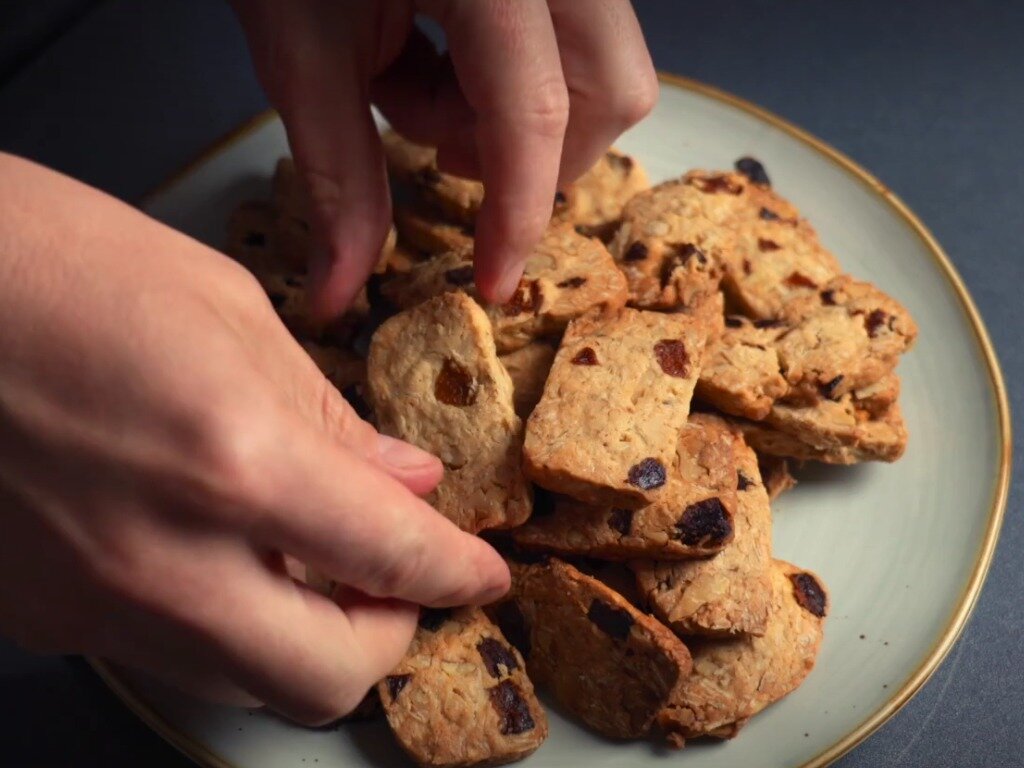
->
[[90, 72, 1013, 768]]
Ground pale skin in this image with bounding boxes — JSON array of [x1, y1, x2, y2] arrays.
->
[[0, 0, 656, 725]]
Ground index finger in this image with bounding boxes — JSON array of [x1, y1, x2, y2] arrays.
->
[[422, 0, 569, 303]]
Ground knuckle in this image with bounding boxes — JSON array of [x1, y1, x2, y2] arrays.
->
[[191, 399, 280, 507], [365, 528, 429, 599], [615, 68, 660, 125], [521, 78, 570, 137]]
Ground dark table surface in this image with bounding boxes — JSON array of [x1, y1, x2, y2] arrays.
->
[[0, 1, 1020, 766]]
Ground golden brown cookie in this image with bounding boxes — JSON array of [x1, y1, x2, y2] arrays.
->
[[758, 455, 798, 501], [657, 559, 828, 746], [368, 292, 531, 532], [524, 307, 710, 508], [499, 341, 558, 421], [633, 419, 773, 637], [553, 148, 649, 240], [379, 606, 548, 767], [382, 223, 628, 353], [512, 413, 738, 560], [491, 558, 692, 739], [394, 202, 474, 255]]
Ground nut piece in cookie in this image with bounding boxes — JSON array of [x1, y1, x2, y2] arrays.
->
[[735, 393, 908, 464], [633, 417, 773, 637], [513, 412, 738, 560], [499, 341, 558, 421], [382, 223, 628, 353], [379, 606, 548, 768], [491, 558, 692, 739], [368, 292, 531, 532], [553, 148, 650, 241], [609, 177, 733, 310], [524, 307, 709, 508], [657, 559, 828, 746]]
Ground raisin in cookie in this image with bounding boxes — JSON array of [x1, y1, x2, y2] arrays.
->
[[491, 558, 692, 739], [513, 413, 738, 560], [633, 420, 773, 637], [379, 606, 547, 767], [524, 307, 709, 508], [368, 292, 531, 532], [657, 559, 827, 746]]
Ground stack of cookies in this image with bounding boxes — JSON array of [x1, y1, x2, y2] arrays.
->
[[225, 130, 916, 766]]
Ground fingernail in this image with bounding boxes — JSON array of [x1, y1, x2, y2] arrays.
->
[[376, 434, 438, 470]]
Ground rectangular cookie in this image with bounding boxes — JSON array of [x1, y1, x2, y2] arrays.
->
[[633, 421, 773, 637], [512, 414, 738, 560], [490, 558, 692, 739], [657, 559, 828, 747], [381, 222, 629, 353], [523, 307, 709, 508], [499, 341, 558, 421], [368, 292, 532, 532], [736, 394, 908, 464], [378, 606, 547, 767]]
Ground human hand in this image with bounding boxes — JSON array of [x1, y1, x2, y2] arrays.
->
[[232, 0, 658, 312], [0, 154, 509, 724]]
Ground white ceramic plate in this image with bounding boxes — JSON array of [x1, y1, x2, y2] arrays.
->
[[93, 75, 1011, 768]]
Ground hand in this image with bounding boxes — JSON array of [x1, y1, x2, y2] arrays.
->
[[232, 0, 658, 311], [0, 154, 509, 724]]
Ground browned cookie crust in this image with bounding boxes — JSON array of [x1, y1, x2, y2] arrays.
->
[[492, 558, 692, 739], [499, 341, 558, 421], [553, 148, 649, 240], [379, 606, 548, 768], [512, 412, 738, 560], [633, 420, 773, 637], [524, 307, 710, 508], [394, 202, 475, 255], [657, 559, 828, 746], [758, 455, 798, 501], [368, 292, 531, 532]]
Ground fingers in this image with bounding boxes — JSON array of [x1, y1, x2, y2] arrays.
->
[[547, 0, 659, 184], [206, 555, 418, 725], [246, 410, 509, 608], [233, 1, 403, 320], [419, 0, 569, 303]]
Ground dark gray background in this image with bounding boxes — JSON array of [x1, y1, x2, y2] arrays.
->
[[0, 1, 1020, 766]]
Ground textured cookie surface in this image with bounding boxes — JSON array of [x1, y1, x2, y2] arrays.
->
[[394, 202, 475, 255], [382, 223, 628, 352], [499, 342, 558, 420], [492, 558, 692, 739], [524, 307, 709, 507], [368, 292, 531, 532], [379, 606, 548, 768], [736, 395, 908, 464], [512, 413, 738, 560], [554, 148, 649, 240], [633, 417, 773, 637], [657, 559, 827, 745]]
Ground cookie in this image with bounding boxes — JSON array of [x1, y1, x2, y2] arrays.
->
[[394, 202, 474, 255], [512, 413, 738, 560], [738, 394, 908, 464], [633, 418, 773, 637], [368, 292, 532, 532], [499, 341, 558, 420], [257, 270, 371, 346], [695, 315, 789, 420], [772, 276, 918, 402], [758, 455, 798, 501], [686, 168, 843, 321], [656, 559, 827, 746], [608, 177, 732, 310], [553, 148, 649, 240], [382, 130, 483, 226], [382, 223, 628, 353], [225, 199, 281, 272], [524, 307, 709, 508], [379, 606, 548, 768], [492, 558, 692, 739]]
